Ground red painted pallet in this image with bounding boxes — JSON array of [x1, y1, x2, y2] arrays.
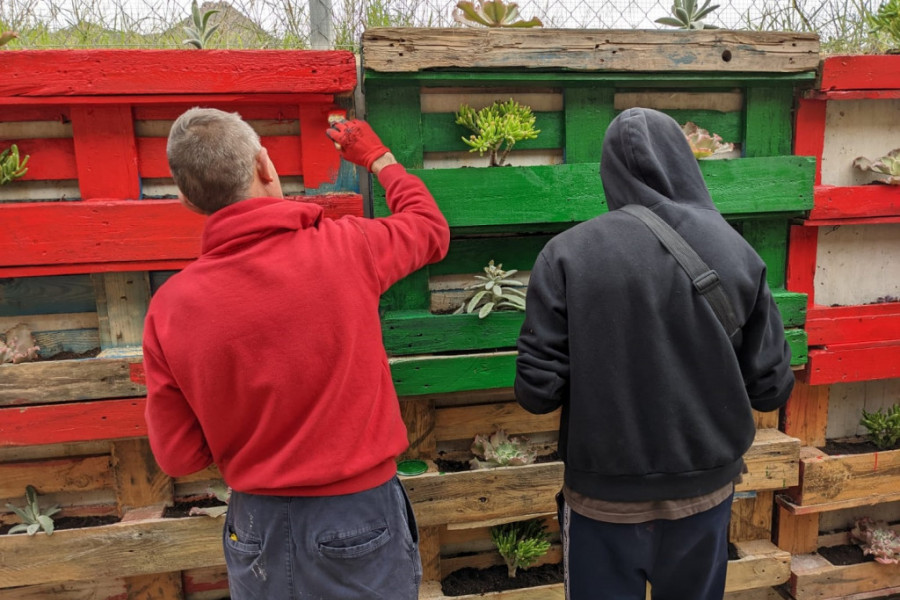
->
[[788, 55, 900, 385]]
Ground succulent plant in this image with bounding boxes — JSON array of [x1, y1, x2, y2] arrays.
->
[[0, 31, 18, 47], [491, 519, 551, 577], [853, 149, 900, 185], [0, 144, 29, 185], [1, 324, 40, 364], [5, 485, 61, 536], [868, 0, 900, 51], [470, 429, 537, 469], [188, 481, 231, 518], [655, 0, 720, 29], [851, 517, 900, 564], [456, 100, 540, 167], [183, 0, 220, 49], [860, 404, 900, 450], [454, 260, 527, 319], [681, 122, 734, 159], [454, 0, 543, 27]]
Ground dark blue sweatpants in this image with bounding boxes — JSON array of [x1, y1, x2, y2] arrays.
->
[[223, 476, 421, 600], [559, 492, 733, 600]]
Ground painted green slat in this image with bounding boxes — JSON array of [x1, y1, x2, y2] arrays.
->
[[365, 72, 816, 86], [650, 109, 743, 144], [0, 275, 97, 316], [373, 158, 814, 226], [743, 87, 794, 158], [564, 87, 615, 164], [389, 329, 806, 395], [431, 235, 551, 276], [785, 328, 808, 366], [422, 112, 563, 153], [382, 293, 805, 355], [771, 290, 806, 328], [741, 219, 788, 288], [365, 84, 424, 169], [390, 352, 517, 396], [380, 268, 431, 312]]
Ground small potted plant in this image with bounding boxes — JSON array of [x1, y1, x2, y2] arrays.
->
[[453, 260, 527, 318], [491, 518, 552, 577], [850, 517, 900, 564], [853, 149, 900, 185], [455, 100, 541, 167]]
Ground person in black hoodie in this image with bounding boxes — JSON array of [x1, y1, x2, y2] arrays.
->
[[514, 107, 795, 600]]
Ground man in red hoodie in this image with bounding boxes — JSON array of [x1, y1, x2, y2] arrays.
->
[[142, 108, 450, 599]]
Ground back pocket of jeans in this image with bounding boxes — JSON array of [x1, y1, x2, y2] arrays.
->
[[317, 520, 391, 559]]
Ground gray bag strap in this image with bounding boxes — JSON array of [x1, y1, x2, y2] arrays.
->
[[620, 204, 741, 339]]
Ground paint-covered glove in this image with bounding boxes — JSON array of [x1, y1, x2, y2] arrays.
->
[[326, 119, 390, 172]]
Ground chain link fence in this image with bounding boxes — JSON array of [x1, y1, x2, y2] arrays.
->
[[0, 0, 889, 52]]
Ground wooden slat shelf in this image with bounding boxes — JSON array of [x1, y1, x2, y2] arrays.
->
[[777, 444, 900, 513], [817, 55, 900, 92], [789, 550, 900, 600]]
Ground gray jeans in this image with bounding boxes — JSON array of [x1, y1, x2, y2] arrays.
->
[[223, 476, 422, 600]]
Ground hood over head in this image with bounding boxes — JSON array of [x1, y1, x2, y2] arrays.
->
[[600, 108, 715, 212], [201, 197, 324, 256]]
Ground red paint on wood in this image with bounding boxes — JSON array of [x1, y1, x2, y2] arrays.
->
[[2, 50, 357, 97], [298, 104, 343, 190], [806, 303, 900, 345], [183, 574, 230, 594], [130, 363, 146, 386], [806, 89, 900, 101], [0, 195, 362, 273], [807, 341, 900, 384], [0, 105, 71, 121], [0, 93, 338, 107], [71, 105, 141, 199], [3, 138, 77, 181], [136, 136, 305, 180], [793, 98, 826, 185], [786, 224, 818, 303], [820, 55, 900, 91], [0, 398, 147, 446], [810, 185, 900, 220]]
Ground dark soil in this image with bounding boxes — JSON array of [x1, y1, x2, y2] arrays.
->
[[435, 451, 560, 474], [37, 347, 101, 361], [820, 438, 898, 455], [0, 514, 120, 535], [442, 563, 563, 596], [164, 496, 228, 518], [817, 544, 874, 566]]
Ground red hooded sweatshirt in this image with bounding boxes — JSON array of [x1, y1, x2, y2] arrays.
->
[[143, 164, 450, 496]]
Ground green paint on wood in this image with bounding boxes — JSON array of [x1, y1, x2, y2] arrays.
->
[[422, 111, 563, 153], [365, 84, 424, 169], [652, 109, 742, 144], [379, 268, 431, 312], [373, 158, 814, 227], [743, 87, 794, 158], [390, 352, 516, 396], [785, 328, 808, 366], [771, 290, 806, 328], [564, 87, 614, 164], [741, 219, 788, 288], [432, 234, 551, 276]]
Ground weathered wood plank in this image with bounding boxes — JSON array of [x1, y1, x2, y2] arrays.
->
[[730, 491, 775, 543], [111, 438, 173, 515], [94, 271, 151, 349], [784, 444, 900, 509], [738, 429, 800, 493], [401, 396, 437, 460], [361, 29, 819, 74], [726, 540, 792, 592], [0, 358, 145, 407], [374, 158, 815, 226], [807, 342, 900, 385], [0, 398, 146, 446], [776, 505, 820, 555], [790, 550, 900, 600], [0, 578, 128, 600], [0, 513, 224, 589], [0, 455, 112, 499], [434, 401, 559, 443], [125, 571, 184, 600], [0, 312, 97, 333], [782, 380, 829, 447]]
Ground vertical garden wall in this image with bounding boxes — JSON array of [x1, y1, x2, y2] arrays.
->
[[0, 49, 359, 599], [362, 27, 818, 599]]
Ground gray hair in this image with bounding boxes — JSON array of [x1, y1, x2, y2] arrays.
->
[[167, 107, 262, 214]]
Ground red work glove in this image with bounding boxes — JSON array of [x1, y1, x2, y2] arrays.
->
[[326, 119, 390, 172]]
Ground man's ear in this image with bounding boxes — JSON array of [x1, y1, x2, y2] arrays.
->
[[256, 147, 275, 184], [178, 191, 206, 215]]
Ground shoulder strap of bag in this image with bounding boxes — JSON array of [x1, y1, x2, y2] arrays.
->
[[620, 204, 740, 339]]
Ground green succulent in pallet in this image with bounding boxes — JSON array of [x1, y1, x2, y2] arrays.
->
[[5, 485, 61, 536], [455, 0, 543, 28], [851, 517, 900, 564], [453, 260, 527, 319], [456, 99, 540, 167], [0, 144, 29, 186], [183, 0, 220, 49], [859, 404, 900, 450], [853, 148, 900, 185], [470, 429, 537, 469], [655, 0, 720, 29], [491, 519, 551, 578]]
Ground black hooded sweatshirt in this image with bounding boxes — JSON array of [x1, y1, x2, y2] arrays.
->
[[514, 108, 795, 503]]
